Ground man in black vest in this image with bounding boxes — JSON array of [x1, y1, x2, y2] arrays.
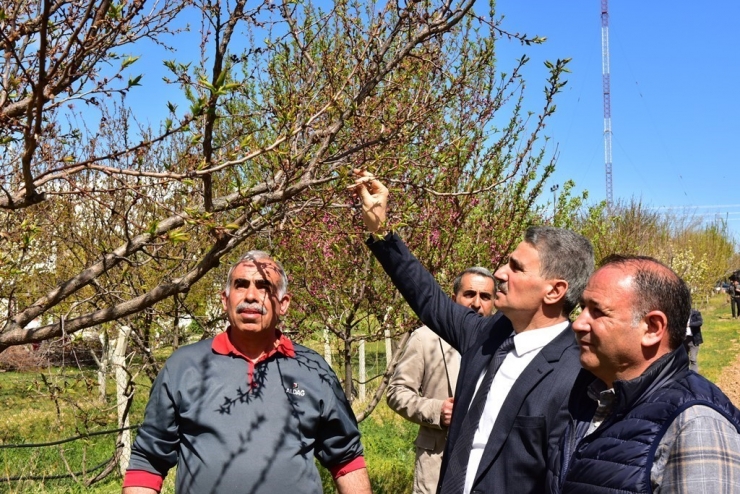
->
[[551, 255, 740, 493]]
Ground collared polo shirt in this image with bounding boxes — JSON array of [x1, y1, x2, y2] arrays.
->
[[125, 329, 364, 493]]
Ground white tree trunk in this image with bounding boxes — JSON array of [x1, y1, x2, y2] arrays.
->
[[384, 329, 392, 365], [113, 325, 132, 475], [97, 331, 110, 403], [323, 327, 332, 367], [358, 339, 366, 402]]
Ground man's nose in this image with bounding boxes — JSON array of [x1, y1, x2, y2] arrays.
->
[[493, 266, 507, 283], [572, 312, 588, 332], [244, 283, 260, 301]]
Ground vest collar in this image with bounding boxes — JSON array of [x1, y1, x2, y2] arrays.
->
[[612, 345, 689, 413]]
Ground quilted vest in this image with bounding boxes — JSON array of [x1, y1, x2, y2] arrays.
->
[[558, 348, 740, 494]]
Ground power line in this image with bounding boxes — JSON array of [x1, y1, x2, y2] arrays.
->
[[650, 204, 740, 210]]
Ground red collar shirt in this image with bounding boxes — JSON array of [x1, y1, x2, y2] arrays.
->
[[124, 329, 365, 493]]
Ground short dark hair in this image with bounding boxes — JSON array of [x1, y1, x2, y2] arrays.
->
[[524, 226, 595, 315], [600, 254, 691, 349], [452, 267, 495, 295]]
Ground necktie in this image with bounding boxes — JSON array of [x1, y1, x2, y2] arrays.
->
[[440, 333, 516, 494]]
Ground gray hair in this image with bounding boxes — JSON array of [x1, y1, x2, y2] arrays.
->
[[524, 226, 595, 315], [224, 250, 288, 298], [600, 255, 691, 350], [452, 266, 495, 295]]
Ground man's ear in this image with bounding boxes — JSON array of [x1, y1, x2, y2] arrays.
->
[[544, 280, 568, 306], [642, 310, 669, 347], [278, 293, 292, 316], [220, 290, 228, 311]]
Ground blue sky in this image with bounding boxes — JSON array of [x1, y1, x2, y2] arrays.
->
[[491, 0, 740, 237], [127, 1, 740, 237]]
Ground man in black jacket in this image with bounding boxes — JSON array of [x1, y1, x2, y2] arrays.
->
[[353, 170, 594, 494], [684, 308, 703, 372], [729, 280, 739, 318]]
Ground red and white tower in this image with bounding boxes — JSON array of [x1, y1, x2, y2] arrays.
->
[[601, 0, 613, 207]]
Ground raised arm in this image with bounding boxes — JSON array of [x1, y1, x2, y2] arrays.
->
[[351, 170, 489, 353], [352, 169, 388, 234]]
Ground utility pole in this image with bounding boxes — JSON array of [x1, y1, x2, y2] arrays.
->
[[601, 0, 613, 208], [551, 184, 559, 218]]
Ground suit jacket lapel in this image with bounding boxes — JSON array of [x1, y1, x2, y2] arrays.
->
[[472, 325, 574, 485], [448, 317, 514, 447], [474, 352, 553, 485]]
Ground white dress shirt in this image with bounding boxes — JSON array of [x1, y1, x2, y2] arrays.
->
[[463, 320, 570, 494]]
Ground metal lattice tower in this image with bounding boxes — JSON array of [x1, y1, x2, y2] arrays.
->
[[601, 0, 613, 207]]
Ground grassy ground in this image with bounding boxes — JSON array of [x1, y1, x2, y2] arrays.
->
[[0, 344, 415, 493], [0, 369, 125, 493], [692, 292, 740, 383], [2, 295, 738, 493]]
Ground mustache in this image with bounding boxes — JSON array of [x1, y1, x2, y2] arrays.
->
[[236, 302, 267, 315], [495, 280, 507, 293]]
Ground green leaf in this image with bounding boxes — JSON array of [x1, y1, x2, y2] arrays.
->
[[220, 82, 241, 92], [168, 229, 191, 243], [108, 3, 123, 20], [121, 55, 140, 70], [190, 97, 206, 116], [127, 74, 142, 88], [163, 59, 177, 73], [199, 77, 216, 93], [215, 70, 227, 89]]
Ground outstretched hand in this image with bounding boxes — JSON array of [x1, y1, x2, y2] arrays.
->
[[350, 169, 389, 233]]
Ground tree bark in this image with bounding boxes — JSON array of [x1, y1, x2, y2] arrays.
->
[[113, 325, 132, 475]]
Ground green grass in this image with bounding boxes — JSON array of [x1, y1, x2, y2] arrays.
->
[[0, 370, 125, 493], [3, 299, 738, 493], [0, 348, 414, 493], [693, 293, 740, 383]]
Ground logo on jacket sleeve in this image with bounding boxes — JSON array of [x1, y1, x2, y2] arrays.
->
[[286, 382, 305, 396]]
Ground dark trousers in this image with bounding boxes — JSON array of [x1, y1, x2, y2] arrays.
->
[[733, 298, 740, 318]]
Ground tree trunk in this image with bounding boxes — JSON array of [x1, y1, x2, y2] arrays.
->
[[97, 330, 110, 403], [142, 310, 152, 350], [358, 339, 366, 402], [113, 325, 132, 475], [172, 302, 180, 350], [384, 329, 392, 366], [323, 327, 332, 367], [343, 336, 353, 402], [356, 331, 412, 422]]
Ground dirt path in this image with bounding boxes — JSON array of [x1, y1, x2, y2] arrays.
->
[[715, 350, 740, 407]]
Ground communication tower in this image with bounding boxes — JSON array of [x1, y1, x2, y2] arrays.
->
[[601, 0, 613, 207]]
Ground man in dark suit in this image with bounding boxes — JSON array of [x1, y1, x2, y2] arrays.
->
[[352, 171, 594, 494]]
